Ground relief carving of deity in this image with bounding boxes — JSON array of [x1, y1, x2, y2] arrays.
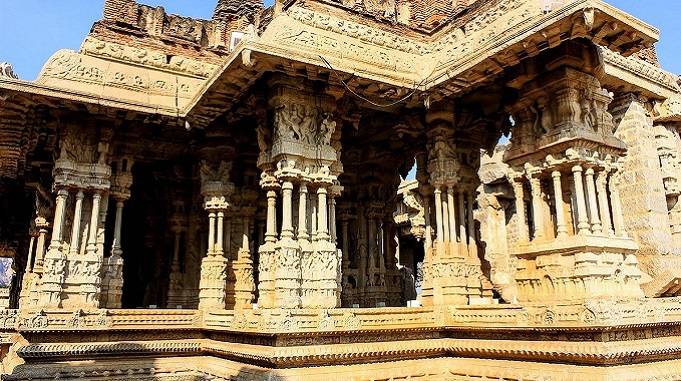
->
[[431, 138, 455, 162], [58, 132, 98, 164], [256, 125, 271, 152], [274, 102, 336, 147], [318, 114, 336, 146], [275, 104, 302, 140], [200, 160, 232, 185]]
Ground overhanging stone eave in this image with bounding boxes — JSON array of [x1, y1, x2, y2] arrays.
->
[[423, 0, 660, 101], [183, 41, 422, 128], [0, 77, 180, 117], [598, 47, 680, 101]]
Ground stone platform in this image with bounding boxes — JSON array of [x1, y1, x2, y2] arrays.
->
[[3, 299, 681, 380]]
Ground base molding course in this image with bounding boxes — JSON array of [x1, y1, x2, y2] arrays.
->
[[3, 301, 681, 380]]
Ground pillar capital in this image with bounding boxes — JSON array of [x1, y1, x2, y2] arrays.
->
[[204, 195, 230, 212]]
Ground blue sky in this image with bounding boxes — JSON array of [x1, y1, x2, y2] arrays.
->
[[0, 1, 679, 81]]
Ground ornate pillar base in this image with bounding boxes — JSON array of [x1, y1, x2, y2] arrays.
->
[[302, 239, 340, 308], [300, 240, 315, 308], [198, 255, 229, 310], [19, 272, 40, 309], [257, 241, 277, 309], [513, 236, 643, 303], [273, 238, 301, 309], [101, 254, 124, 308], [38, 247, 67, 308], [232, 248, 255, 309], [421, 241, 492, 306]]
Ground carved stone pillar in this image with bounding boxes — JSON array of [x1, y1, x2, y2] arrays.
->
[[528, 176, 544, 240], [275, 181, 301, 309], [511, 180, 529, 243], [423, 195, 433, 253], [20, 229, 39, 308], [466, 192, 477, 257], [198, 160, 233, 310], [103, 199, 126, 308], [85, 192, 101, 255], [609, 174, 626, 237], [441, 189, 450, 244], [329, 196, 337, 243], [317, 187, 329, 240], [257, 189, 278, 308], [216, 211, 225, 255], [308, 185, 340, 308], [457, 191, 466, 256], [68, 191, 85, 256], [503, 52, 643, 302], [585, 168, 602, 234], [198, 202, 229, 310], [233, 213, 255, 309], [572, 165, 590, 235], [310, 193, 318, 239], [102, 158, 133, 309], [298, 183, 308, 241], [39, 188, 68, 308], [256, 77, 342, 309], [74, 192, 103, 308], [33, 218, 49, 273], [447, 188, 457, 248], [207, 211, 216, 256], [281, 181, 294, 239], [596, 169, 614, 236], [434, 187, 444, 243], [551, 171, 568, 238]]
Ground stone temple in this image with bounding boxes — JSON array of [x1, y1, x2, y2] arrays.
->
[[1, 0, 681, 379]]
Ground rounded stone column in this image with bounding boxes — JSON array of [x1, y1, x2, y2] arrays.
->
[[207, 211, 216, 255], [434, 187, 444, 243], [298, 183, 308, 241], [216, 211, 225, 255], [466, 192, 477, 257], [585, 168, 602, 234], [265, 190, 278, 242], [511, 181, 529, 243], [529, 177, 544, 240], [551, 171, 568, 238], [457, 191, 466, 256], [572, 165, 590, 235], [85, 192, 102, 255], [49, 188, 69, 249], [447, 188, 457, 244], [281, 181, 294, 239], [596, 170, 614, 236], [69, 191, 85, 255], [317, 186, 329, 239]]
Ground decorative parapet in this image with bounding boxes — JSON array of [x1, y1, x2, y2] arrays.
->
[[36, 49, 208, 110], [80, 37, 219, 79], [0, 63, 18, 79], [599, 46, 680, 99]]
